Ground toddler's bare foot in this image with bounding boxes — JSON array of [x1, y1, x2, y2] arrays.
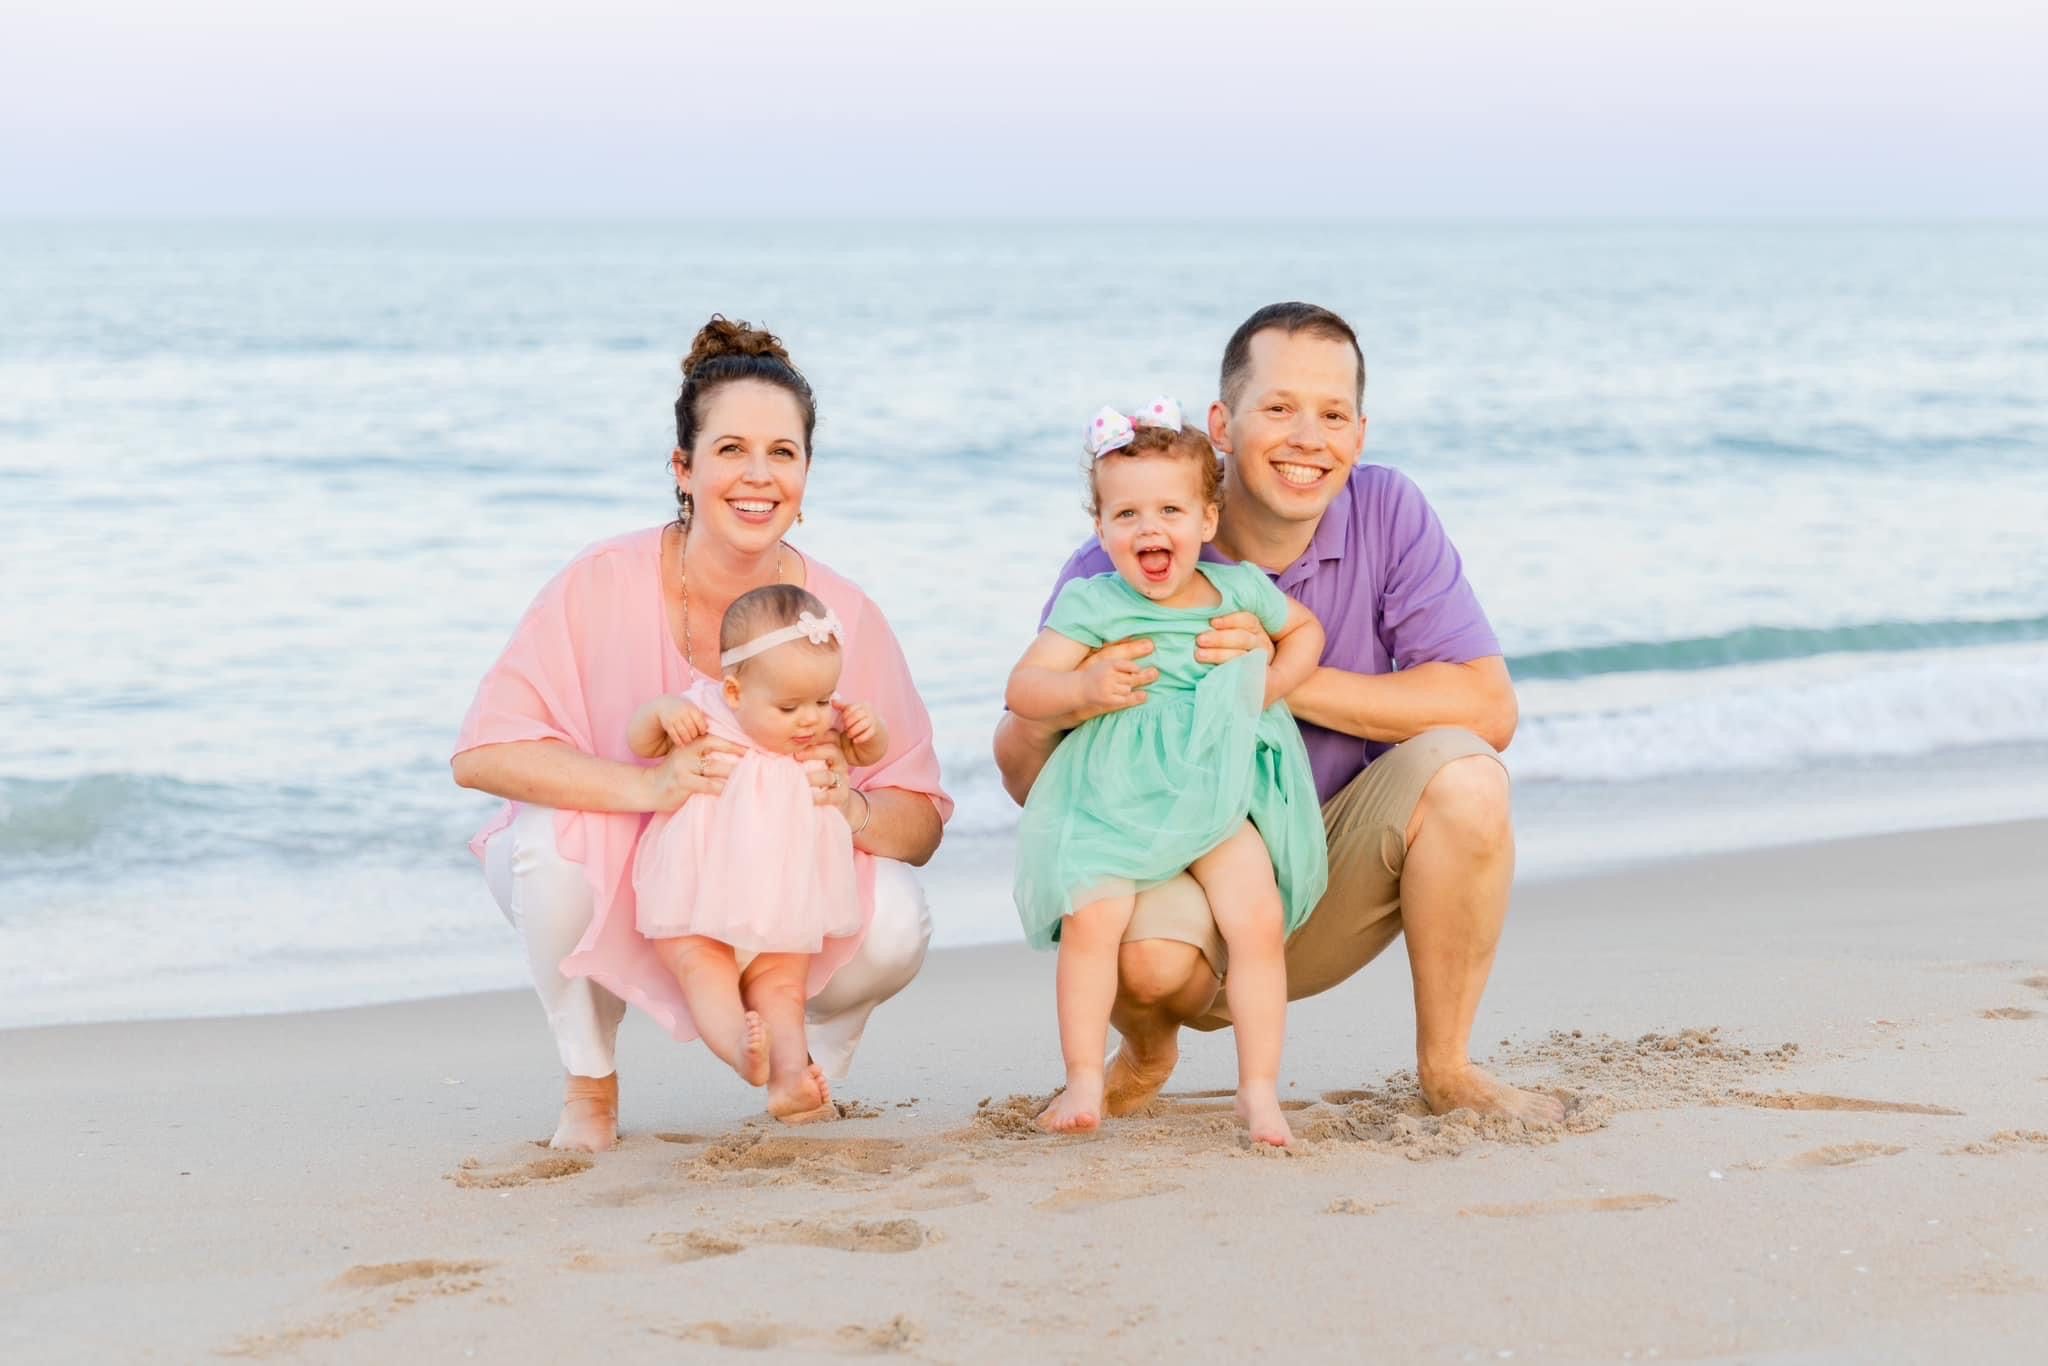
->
[[550, 1073, 619, 1152], [1037, 1073, 1105, 1134], [735, 1011, 771, 1088], [767, 1062, 835, 1123], [1236, 1087, 1294, 1149]]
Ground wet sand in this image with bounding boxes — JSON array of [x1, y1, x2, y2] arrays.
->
[[5, 820, 2046, 1362]]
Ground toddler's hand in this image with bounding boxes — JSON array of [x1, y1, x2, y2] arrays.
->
[[1077, 644, 1151, 713]]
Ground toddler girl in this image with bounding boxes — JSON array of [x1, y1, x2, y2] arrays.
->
[[630, 584, 888, 1122], [1008, 401, 1329, 1147]]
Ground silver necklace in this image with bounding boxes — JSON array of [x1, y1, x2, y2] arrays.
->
[[677, 525, 785, 677]]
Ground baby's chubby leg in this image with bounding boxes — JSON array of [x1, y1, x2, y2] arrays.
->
[[1190, 824, 1293, 1148], [741, 954, 834, 1123], [1039, 894, 1138, 1134], [650, 935, 769, 1088]]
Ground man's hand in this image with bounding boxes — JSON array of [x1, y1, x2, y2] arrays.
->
[[1076, 638, 1158, 714], [1194, 611, 1274, 667]]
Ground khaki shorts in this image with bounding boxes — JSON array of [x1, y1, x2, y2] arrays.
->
[[1120, 727, 1505, 1032]]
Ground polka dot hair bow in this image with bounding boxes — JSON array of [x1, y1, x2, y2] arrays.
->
[[1085, 397, 1184, 458]]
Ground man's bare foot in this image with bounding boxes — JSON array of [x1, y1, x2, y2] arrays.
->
[[1037, 1073, 1105, 1133], [732, 1011, 771, 1087], [1420, 1061, 1567, 1124], [1102, 1033, 1179, 1117], [550, 1072, 619, 1152], [766, 1062, 835, 1123], [1236, 1087, 1295, 1148]]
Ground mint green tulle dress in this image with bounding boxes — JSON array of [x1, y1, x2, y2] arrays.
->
[[1013, 562, 1330, 949]]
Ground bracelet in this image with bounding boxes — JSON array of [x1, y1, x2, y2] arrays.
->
[[849, 786, 873, 835]]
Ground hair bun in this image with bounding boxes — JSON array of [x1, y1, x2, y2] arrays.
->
[[682, 315, 792, 377]]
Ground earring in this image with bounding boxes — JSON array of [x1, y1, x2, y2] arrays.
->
[[795, 508, 805, 525]]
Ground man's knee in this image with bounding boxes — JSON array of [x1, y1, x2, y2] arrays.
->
[[1412, 752, 1513, 855], [1117, 938, 1207, 1009]]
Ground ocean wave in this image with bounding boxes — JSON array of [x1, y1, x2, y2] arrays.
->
[[933, 643, 2048, 829], [1509, 614, 2048, 681], [0, 772, 473, 880], [1507, 647, 2048, 783]]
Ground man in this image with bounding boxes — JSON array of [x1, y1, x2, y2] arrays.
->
[[993, 301, 1562, 1123]]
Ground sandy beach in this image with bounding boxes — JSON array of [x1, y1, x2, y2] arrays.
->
[[6, 819, 2045, 1363]]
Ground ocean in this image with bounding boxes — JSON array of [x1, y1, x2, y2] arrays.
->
[[3, 221, 2045, 1028]]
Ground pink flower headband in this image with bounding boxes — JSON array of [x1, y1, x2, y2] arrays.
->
[[1085, 397, 1184, 458], [720, 609, 844, 669]]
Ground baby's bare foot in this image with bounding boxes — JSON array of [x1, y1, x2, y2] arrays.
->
[[736, 1011, 771, 1088], [550, 1073, 619, 1153], [1237, 1087, 1295, 1149], [767, 1062, 835, 1123], [1037, 1074, 1105, 1134]]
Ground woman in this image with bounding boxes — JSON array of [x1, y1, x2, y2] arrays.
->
[[452, 317, 950, 1151]]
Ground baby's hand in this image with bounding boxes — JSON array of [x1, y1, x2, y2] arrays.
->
[[658, 698, 709, 749], [838, 700, 889, 766]]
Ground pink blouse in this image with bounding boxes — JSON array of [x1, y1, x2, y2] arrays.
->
[[453, 527, 952, 1039]]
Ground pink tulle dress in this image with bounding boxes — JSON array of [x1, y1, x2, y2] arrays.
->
[[632, 679, 862, 954]]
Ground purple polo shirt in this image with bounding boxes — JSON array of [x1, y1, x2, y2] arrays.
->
[[1039, 464, 1501, 803]]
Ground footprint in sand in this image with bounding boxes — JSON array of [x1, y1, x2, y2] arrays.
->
[[652, 1219, 931, 1257], [1459, 1194, 1674, 1218], [1734, 1091, 1962, 1116], [449, 1153, 592, 1189], [1781, 1141, 1906, 1169], [1035, 1177, 1182, 1213], [1325, 1197, 1389, 1215], [650, 1230, 746, 1263], [1980, 1007, 2041, 1021], [886, 1172, 991, 1211], [655, 1315, 922, 1354], [222, 1260, 493, 1357], [2019, 974, 2048, 995], [330, 1259, 492, 1290], [690, 1133, 930, 1190]]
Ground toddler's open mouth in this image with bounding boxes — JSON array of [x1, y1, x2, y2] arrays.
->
[[1136, 547, 1173, 584]]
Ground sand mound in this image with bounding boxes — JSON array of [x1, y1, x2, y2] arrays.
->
[[1295, 1084, 1611, 1160], [1501, 1026, 1799, 1109], [1947, 1130, 2048, 1156]]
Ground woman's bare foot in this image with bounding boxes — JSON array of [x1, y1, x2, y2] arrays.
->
[[1419, 1060, 1567, 1124], [734, 1011, 772, 1087], [1037, 1073, 1106, 1134], [1236, 1086, 1295, 1148], [766, 1062, 835, 1123], [550, 1073, 619, 1152]]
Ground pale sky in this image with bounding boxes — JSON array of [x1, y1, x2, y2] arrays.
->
[[3, 0, 2043, 217]]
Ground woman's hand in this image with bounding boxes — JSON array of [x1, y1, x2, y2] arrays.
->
[[637, 734, 744, 812], [1194, 612, 1275, 667], [797, 738, 857, 817]]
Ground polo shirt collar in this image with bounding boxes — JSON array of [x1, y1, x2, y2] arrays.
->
[[1275, 477, 1353, 590]]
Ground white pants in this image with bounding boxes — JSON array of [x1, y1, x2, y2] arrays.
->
[[483, 804, 931, 1080]]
